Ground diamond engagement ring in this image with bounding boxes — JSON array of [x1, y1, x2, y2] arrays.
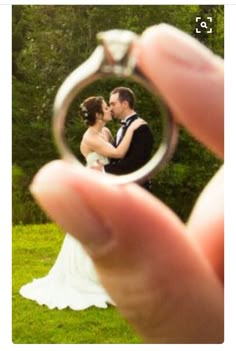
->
[[53, 29, 178, 185]]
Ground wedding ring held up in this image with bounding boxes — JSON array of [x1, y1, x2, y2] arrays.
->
[[53, 29, 178, 185]]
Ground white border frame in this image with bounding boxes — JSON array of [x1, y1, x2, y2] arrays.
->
[[1, 1, 235, 350]]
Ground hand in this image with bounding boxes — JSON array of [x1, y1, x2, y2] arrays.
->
[[89, 161, 104, 172], [29, 24, 223, 343], [129, 118, 147, 131]]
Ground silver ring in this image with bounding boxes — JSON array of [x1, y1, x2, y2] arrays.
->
[[53, 29, 178, 185]]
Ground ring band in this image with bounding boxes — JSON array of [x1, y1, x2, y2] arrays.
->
[[53, 29, 178, 185]]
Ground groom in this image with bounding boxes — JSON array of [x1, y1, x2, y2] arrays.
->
[[104, 87, 154, 191]]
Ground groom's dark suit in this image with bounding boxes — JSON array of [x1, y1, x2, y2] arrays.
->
[[104, 114, 154, 191]]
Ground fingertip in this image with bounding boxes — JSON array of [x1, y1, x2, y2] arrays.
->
[[136, 23, 224, 158], [29, 159, 108, 197], [139, 23, 221, 76], [29, 160, 65, 195]]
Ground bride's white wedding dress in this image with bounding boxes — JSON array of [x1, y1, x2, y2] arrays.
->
[[19, 153, 114, 310]]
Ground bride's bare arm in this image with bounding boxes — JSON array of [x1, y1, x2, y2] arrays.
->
[[85, 119, 146, 158], [103, 127, 114, 144]]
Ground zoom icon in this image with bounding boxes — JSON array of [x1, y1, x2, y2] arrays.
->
[[195, 16, 213, 34]]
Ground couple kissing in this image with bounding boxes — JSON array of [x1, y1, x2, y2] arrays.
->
[[79, 86, 154, 191]]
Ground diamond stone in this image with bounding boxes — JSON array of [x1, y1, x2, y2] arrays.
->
[[97, 29, 138, 63]]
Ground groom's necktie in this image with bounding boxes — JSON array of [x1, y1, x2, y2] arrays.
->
[[116, 115, 138, 146], [116, 121, 127, 145]]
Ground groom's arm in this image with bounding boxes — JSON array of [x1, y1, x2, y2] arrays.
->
[[104, 125, 154, 175]]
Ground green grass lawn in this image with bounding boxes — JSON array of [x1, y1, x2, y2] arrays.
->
[[12, 223, 141, 344]]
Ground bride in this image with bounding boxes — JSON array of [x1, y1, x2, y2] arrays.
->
[[19, 95, 145, 310]]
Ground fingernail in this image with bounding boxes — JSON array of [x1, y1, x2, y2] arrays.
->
[[141, 24, 219, 71], [30, 164, 112, 252]]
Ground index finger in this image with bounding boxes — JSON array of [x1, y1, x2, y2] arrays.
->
[[136, 24, 224, 158]]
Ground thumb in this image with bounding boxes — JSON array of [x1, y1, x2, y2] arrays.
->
[[30, 161, 223, 343]]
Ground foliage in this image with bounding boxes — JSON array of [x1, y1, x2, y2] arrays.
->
[[12, 164, 47, 224], [12, 223, 141, 343], [12, 5, 224, 224]]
